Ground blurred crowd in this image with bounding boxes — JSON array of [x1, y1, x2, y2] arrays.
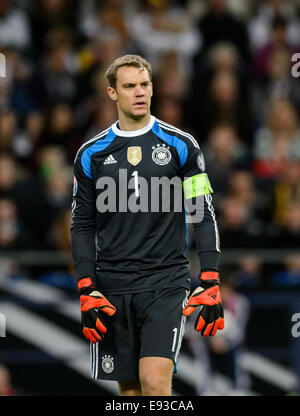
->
[[0, 0, 300, 289]]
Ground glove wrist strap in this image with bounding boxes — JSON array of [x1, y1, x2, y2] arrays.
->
[[200, 271, 220, 288], [78, 277, 95, 294], [201, 271, 219, 281]]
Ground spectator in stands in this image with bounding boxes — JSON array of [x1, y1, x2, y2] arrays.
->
[[270, 160, 300, 226], [0, 109, 17, 153], [128, 0, 199, 75], [12, 111, 45, 170], [194, 0, 250, 65], [204, 123, 249, 207], [268, 202, 300, 248], [154, 96, 185, 131], [254, 45, 300, 118], [43, 102, 79, 163], [80, 0, 130, 45], [30, 0, 78, 57], [0, 153, 16, 190], [76, 30, 137, 101], [45, 168, 72, 211], [205, 42, 251, 98], [0, 152, 53, 249], [1, 49, 33, 118], [227, 171, 270, 224], [253, 98, 300, 179], [74, 68, 113, 132], [51, 208, 72, 252], [83, 99, 118, 143], [27, 27, 78, 109], [272, 253, 300, 286], [154, 50, 188, 101], [98, 31, 134, 70], [234, 255, 262, 289], [249, 0, 300, 52], [209, 42, 240, 75], [38, 145, 72, 210], [218, 196, 264, 248], [195, 70, 253, 142], [38, 146, 67, 179], [253, 15, 295, 79], [38, 206, 75, 287], [0, 196, 31, 250], [90, 68, 111, 100], [188, 39, 251, 141], [251, 16, 300, 119], [0, 0, 31, 51], [78, 0, 140, 81], [43, 156, 72, 229]]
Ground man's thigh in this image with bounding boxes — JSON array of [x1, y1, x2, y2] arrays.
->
[[91, 293, 140, 381], [90, 286, 189, 381], [136, 287, 190, 366]]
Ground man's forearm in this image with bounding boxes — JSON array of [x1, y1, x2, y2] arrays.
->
[[188, 194, 221, 271], [71, 225, 97, 282]]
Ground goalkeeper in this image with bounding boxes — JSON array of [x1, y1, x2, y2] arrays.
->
[[71, 54, 223, 396]]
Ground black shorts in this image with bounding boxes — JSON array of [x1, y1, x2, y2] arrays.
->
[[90, 286, 190, 381]]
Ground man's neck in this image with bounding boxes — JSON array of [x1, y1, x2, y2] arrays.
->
[[118, 113, 151, 131]]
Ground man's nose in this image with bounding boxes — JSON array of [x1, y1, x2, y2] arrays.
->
[[135, 86, 144, 96]]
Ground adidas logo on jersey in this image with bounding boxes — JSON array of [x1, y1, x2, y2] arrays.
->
[[103, 155, 117, 165]]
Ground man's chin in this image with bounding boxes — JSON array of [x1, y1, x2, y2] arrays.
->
[[130, 110, 149, 120]]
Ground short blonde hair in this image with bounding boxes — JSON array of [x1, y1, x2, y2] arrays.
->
[[105, 54, 152, 89]]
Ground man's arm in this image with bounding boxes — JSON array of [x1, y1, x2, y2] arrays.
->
[[70, 152, 116, 343], [180, 141, 224, 336], [180, 144, 220, 272], [71, 154, 97, 282], [186, 193, 220, 272]]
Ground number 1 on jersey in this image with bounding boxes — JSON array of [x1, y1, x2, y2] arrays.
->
[[132, 171, 139, 197]]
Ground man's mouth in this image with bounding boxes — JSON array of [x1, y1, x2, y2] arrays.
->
[[133, 101, 147, 106]]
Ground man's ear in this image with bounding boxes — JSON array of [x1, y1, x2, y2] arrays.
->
[[107, 86, 118, 102]]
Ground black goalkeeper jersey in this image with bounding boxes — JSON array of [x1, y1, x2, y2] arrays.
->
[[71, 116, 220, 294]]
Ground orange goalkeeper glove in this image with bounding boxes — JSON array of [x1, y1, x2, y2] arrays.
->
[[183, 271, 224, 337], [78, 277, 116, 343]]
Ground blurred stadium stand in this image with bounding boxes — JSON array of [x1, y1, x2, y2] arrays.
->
[[0, 0, 300, 396]]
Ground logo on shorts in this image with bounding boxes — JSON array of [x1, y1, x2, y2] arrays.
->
[[102, 354, 114, 373], [152, 144, 172, 165]]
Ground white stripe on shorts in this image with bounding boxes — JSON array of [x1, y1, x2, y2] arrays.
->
[[91, 342, 98, 379], [175, 289, 190, 363]]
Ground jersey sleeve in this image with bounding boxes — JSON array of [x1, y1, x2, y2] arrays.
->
[[180, 141, 221, 272], [70, 152, 97, 282]]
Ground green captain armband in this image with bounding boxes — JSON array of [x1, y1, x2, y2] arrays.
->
[[183, 173, 213, 199]]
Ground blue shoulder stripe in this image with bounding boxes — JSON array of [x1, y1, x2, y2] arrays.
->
[[81, 128, 116, 178], [152, 121, 188, 167]]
